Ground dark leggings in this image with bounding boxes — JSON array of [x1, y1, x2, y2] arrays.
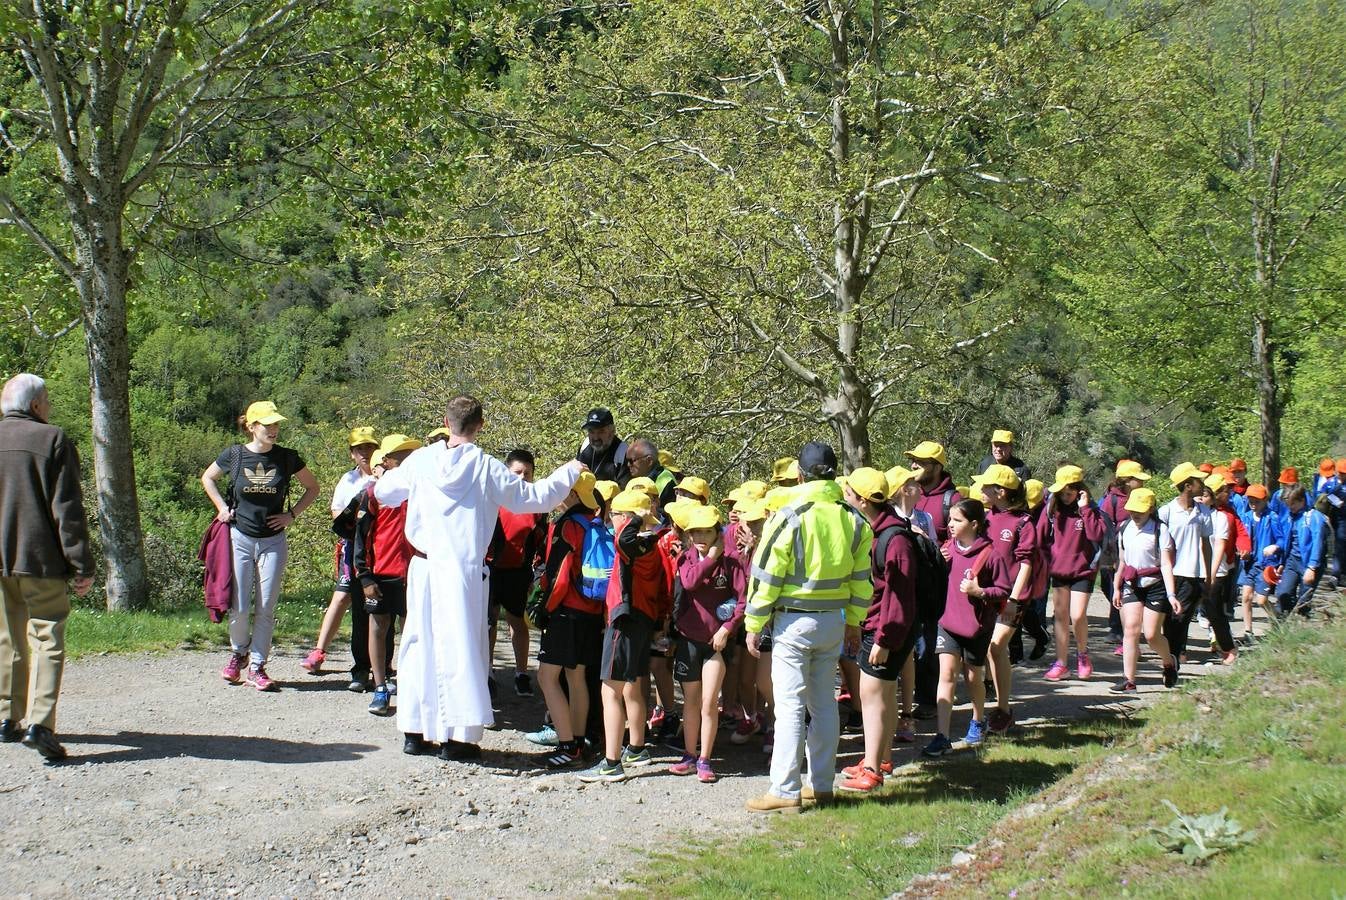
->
[[1164, 575, 1235, 665]]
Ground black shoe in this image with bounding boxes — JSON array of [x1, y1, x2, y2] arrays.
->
[[912, 703, 937, 720], [1109, 679, 1137, 695], [1029, 636, 1049, 661], [22, 725, 67, 763], [514, 672, 534, 697], [1162, 665, 1178, 688], [842, 709, 864, 734], [402, 733, 435, 756], [439, 740, 483, 762], [0, 719, 22, 743], [347, 670, 372, 693]]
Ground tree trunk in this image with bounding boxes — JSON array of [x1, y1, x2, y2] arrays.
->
[[75, 210, 149, 611], [1252, 312, 1280, 483]]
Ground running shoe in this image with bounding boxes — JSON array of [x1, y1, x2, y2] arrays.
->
[[514, 672, 534, 697], [524, 725, 559, 746], [895, 717, 916, 743], [347, 670, 371, 693], [1076, 653, 1093, 680], [577, 758, 626, 783], [1043, 660, 1068, 681], [1197, 614, 1210, 633], [221, 652, 246, 685], [963, 719, 987, 747], [729, 713, 762, 745], [300, 648, 326, 674], [1112, 643, 1124, 656], [987, 707, 1014, 736], [668, 753, 696, 776], [1109, 679, 1137, 695], [838, 766, 883, 793], [1162, 664, 1179, 688], [246, 665, 278, 692], [1029, 635, 1049, 661], [696, 758, 718, 783], [1240, 631, 1257, 648], [921, 734, 953, 758], [620, 745, 653, 768], [544, 744, 583, 769], [368, 685, 392, 716], [842, 708, 864, 734], [842, 760, 893, 777]]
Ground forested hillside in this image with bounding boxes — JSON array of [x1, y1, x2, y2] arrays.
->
[[3, 0, 1343, 610]]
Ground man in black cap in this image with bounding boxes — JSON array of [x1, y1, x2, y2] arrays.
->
[[576, 408, 630, 487]]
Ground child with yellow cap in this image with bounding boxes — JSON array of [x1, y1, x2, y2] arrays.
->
[[1110, 487, 1180, 691], [1042, 465, 1106, 682], [1098, 460, 1153, 650]]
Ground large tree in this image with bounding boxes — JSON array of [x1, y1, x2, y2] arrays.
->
[[0, 0, 376, 607]]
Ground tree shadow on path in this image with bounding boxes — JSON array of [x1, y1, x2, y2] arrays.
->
[[60, 731, 378, 766]]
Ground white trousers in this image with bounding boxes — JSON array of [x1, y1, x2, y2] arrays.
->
[[768, 610, 845, 798]]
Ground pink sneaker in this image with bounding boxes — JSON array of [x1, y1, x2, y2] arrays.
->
[[246, 665, 279, 692], [696, 758, 718, 783], [1076, 653, 1093, 679], [1043, 660, 1068, 681], [730, 713, 762, 745], [1112, 643, 1124, 656], [221, 652, 246, 684], [300, 648, 326, 674], [895, 716, 916, 743], [668, 753, 696, 776]]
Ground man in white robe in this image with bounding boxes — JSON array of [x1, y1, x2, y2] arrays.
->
[[374, 396, 582, 759]]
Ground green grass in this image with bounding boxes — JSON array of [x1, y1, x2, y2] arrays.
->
[[633, 718, 1137, 898], [65, 588, 335, 659]]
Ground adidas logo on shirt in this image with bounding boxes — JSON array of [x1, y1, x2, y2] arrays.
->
[[244, 463, 280, 494]]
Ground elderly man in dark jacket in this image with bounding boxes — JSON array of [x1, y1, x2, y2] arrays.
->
[[0, 373, 95, 763]]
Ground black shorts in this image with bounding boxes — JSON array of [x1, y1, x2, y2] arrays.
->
[[1122, 581, 1170, 615], [364, 577, 406, 617], [673, 637, 734, 682], [334, 539, 355, 593], [858, 629, 916, 681], [1051, 575, 1096, 593], [538, 607, 603, 670], [934, 625, 992, 667], [488, 567, 531, 619], [600, 612, 655, 683], [1173, 576, 1204, 617]]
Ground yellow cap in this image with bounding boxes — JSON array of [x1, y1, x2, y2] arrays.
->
[[1204, 472, 1227, 493], [764, 485, 795, 511], [245, 401, 286, 426], [885, 465, 916, 497], [726, 480, 768, 504], [977, 464, 1021, 491], [991, 429, 1015, 445], [734, 499, 768, 523], [956, 485, 973, 498], [658, 449, 678, 470], [376, 433, 422, 460], [1048, 465, 1086, 493], [1169, 462, 1203, 488], [427, 427, 451, 440], [676, 476, 711, 502], [771, 457, 800, 485], [664, 499, 697, 530], [1025, 479, 1044, 508], [1124, 487, 1157, 514], [626, 476, 659, 500], [1115, 460, 1152, 481], [572, 471, 599, 510], [612, 489, 654, 517], [904, 441, 948, 467], [683, 504, 722, 531], [348, 426, 378, 448], [593, 480, 621, 503], [845, 467, 890, 503]]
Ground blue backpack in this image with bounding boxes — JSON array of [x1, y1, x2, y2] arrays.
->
[[572, 514, 615, 601]]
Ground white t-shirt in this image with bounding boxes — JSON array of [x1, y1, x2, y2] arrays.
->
[[1209, 506, 1232, 577], [1158, 499, 1211, 579], [331, 468, 373, 514], [1118, 518, 1162, 596]]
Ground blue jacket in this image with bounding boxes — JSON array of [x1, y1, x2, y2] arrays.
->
[[1285, 506, 1328, 570], [1319, 476, 1345, 530], [1239, 506, 1288, 568], [1270, 485, 1316, 517]]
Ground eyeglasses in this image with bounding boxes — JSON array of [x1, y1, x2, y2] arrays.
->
[[627, 454, 653, 465]]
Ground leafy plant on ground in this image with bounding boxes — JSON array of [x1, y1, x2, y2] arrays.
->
[[1151, 800, 1257, 865]]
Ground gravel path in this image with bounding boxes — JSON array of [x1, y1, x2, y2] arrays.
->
[[1, 593, 1243, 898]]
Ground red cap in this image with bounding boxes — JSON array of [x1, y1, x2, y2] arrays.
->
[[1229, 458, 1248, 473], [1278, 467, 1299, 485], [1320, 458, 1337, 477], [1263, 565, 1281, 587], [1337, 458, 1346, 475], [1245, 484, 1269, 500], [1198, 462, 1215, 474]]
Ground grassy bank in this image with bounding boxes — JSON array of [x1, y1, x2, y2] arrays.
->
[[65, 589, 333, 660]]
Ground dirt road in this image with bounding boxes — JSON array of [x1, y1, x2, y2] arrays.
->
[[0, 594, 1235, 897]]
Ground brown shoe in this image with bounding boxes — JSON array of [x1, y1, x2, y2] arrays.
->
[[745, 793, 802, 814], [800, 786, 836, 807]]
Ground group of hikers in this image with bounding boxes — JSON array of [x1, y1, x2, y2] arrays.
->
[[202, 400, 1344, 810]]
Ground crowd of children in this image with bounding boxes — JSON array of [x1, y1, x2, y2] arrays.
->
[[241, 415, 1343, 801]]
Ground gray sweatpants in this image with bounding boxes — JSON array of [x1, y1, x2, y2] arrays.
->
[[229, 527, 289, 667]]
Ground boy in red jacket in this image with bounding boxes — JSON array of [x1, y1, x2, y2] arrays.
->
[[579, 489, 671, 783], [487, 449, 548, 698]]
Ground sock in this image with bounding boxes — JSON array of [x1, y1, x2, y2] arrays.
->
[[606, 757, 620, 767], [628, 744, 645, 753]]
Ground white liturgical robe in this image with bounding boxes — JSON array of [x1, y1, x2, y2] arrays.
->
[[375, 440, 578, 743]]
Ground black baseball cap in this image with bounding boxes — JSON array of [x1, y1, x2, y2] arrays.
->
[[582, 407, 615, 430], [798, 441, 838, 479]]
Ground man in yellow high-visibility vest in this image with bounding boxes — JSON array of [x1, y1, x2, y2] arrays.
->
[[744, 442, 873, 813]]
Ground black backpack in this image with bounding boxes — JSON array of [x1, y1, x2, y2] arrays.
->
[[875, 520, 949, 624]]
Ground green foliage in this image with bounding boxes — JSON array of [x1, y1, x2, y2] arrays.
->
[[1151, 800, 1258, 865]]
